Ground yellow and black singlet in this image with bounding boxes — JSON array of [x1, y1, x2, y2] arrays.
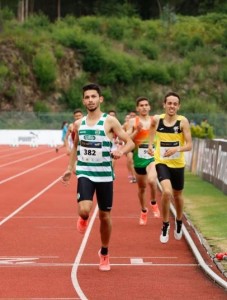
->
[[155, 114, 185, 168]]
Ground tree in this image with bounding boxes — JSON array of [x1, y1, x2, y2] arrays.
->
[[57, 0, 61, 20], [18, 0, 29, 22]]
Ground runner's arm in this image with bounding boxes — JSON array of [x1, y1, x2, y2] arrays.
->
[[179, 117, 192, 152], [61, 122, 79, 183], [111, 118, 134, 159], [148, 115, 158, 156]]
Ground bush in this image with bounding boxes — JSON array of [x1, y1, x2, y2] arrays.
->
[[78, 16, 104, 34], [51, 23, 84, 48], [82, 38, 106, 73], [34, 101, 50, 113], [166, 61, 190, 81], [139, 40, 158, 60], [106, 18, 125, 40], [0, 7, 15, 21], [190, 122, 214, 139], [22, 13, 50, 30], [174, 34, 204, 56], [139, 63, 171, 84], [117, 98, 136, 113], [0, 63, 9, 77], [186, 46, 217, 66], [219, 62, 227, 83], [60, 74, 88, 110], [95, 2, 137, 18], [54, 45, 64, 60], [33, 49, 57, 91]]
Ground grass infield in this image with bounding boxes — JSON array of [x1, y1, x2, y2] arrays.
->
[[183, 171, 227, 271]]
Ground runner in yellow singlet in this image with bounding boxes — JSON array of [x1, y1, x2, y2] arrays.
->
[[148, 92, 192, 243]]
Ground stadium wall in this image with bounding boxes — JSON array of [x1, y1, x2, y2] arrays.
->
[[187, 138, 227, 195]]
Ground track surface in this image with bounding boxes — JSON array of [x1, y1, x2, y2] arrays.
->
[[0, 145, 226, 299]]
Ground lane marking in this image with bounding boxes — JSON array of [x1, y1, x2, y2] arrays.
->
[[0, 177, 61, 226], [71, 205, 99, 300], [113, 256, 178, 259], [3, 216, 76, 219], [0, 155, 64, 184], [0, 149, 54, 168], [0, 147, 41, 159], [0, 257, 39, 265], [0, 297, 80, 300], [80, 263, 200, 267], [0, 262, 200, 268], [131, 258, 144, 264]]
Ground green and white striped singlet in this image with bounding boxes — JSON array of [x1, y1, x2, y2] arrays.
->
[[76, 113, 114, 182]]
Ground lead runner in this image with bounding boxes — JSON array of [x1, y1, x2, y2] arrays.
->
[[61, 83, 134, 271]]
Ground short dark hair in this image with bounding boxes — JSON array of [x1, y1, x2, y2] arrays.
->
[[136, 96, 150, 106], [82, 83, 102, 96], [108, 109, 116, 115], [164, 92, 181, 103], [73, 108, 83, 114], [61, 121, 67, 129]]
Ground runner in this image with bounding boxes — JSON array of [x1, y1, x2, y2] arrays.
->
[[148, 91, 192, 243], [127, 96, 160, 225], [65, 109, 84, 155], [61, 83, 134, 271]]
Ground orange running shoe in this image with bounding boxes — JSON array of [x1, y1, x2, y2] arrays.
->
[[139, 210, 148, 225], [98, 250, 110, 271], [77, 216, 88, 234], [150, 203, 160, 218]]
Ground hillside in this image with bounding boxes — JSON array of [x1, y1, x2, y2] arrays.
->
[[0, 39, 81, 112], [0, 13, 227, 128]]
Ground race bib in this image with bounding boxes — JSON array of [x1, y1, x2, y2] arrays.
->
[[138, 143, 151, 159], [80, 140, 102, 162], [160, 141, 180, 159]]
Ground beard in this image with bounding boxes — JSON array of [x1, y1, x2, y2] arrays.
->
[[87, 105, 98, 112]]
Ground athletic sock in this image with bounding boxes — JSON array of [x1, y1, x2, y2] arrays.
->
[[163, 221, 170, 227], [101, 247, 108, 256], [176, 219, 182, 233]]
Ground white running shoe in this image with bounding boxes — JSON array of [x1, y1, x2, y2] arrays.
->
[[160, 223, 170, 243], [174, 220, 183, 240]]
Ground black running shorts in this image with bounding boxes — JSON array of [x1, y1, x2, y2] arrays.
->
[[77, 177, 113, 211], [156, 163, 184, 191], [134, 167, 147, 175]]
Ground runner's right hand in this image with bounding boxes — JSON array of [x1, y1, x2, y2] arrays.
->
[[61, 170, 72, 185]]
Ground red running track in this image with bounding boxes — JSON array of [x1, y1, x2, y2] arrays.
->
[[0, 145, 226, 299]]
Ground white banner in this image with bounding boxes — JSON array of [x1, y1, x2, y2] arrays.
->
[[0, 130, 62, 146]]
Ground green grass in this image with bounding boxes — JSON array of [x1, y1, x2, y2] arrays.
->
[[184, 171, 227, 263]]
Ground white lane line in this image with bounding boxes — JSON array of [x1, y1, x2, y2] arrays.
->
[[80, 263, 200, 267], [4, 216, 75, 219], [0, 154, 64, 184], [0, 149, 54, 168], [0, 177, 61, 226], [0, 147, 40, 159], [0, 263, 199, 268], [71, 205, 99, 300], [112, 256, 178, 259], [29, 298, 79, 300], [131, 258, 144, 264]]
